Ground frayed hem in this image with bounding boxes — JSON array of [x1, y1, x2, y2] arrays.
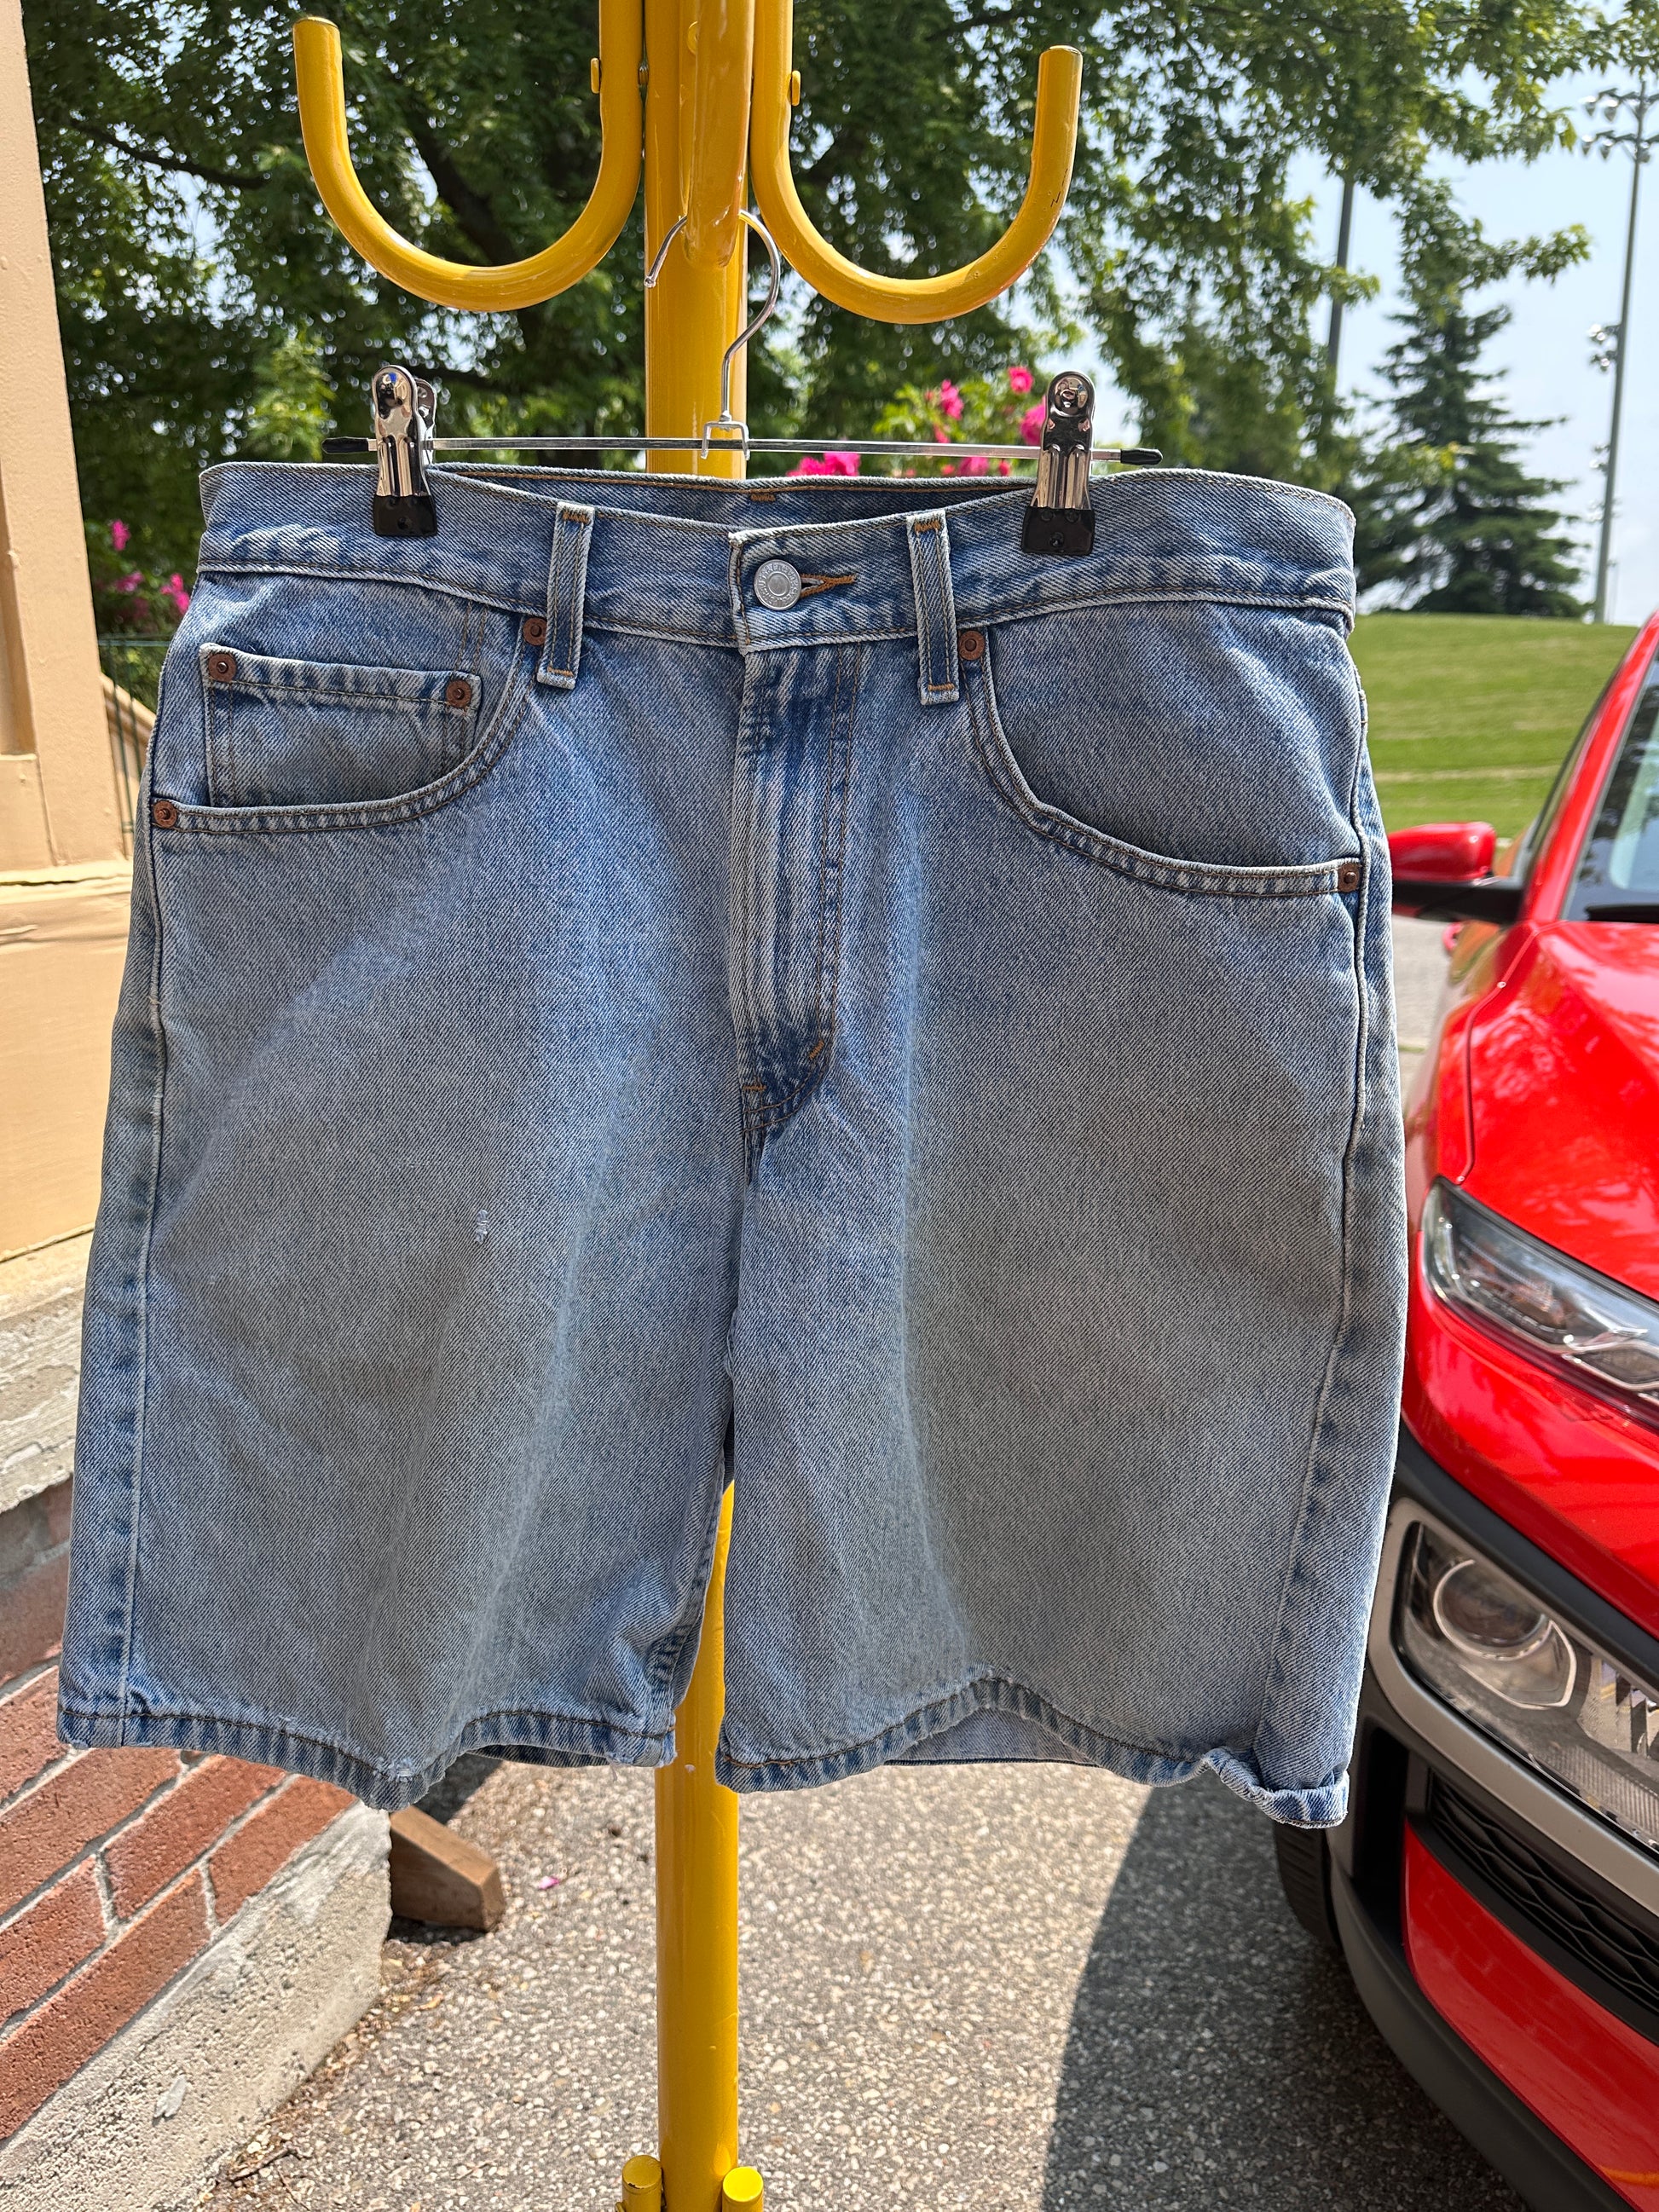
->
[[55, 1695, 672, 1813], [56, 1677, 1349, 1827], [716, 1672, 1350, 1828]]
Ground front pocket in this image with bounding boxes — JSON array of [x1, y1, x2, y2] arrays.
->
[[965, 628, 1360, 901], [201, 645, 483, 810]]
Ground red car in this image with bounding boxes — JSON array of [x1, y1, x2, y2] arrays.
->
[[1275, 611, 1659, 2209]]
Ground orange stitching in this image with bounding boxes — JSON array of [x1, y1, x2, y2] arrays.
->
[[805, 644, 845, 1043], [816, 649, 858, 1047], [744, 1045, 840, 1126], [548, 510, 589, 680]]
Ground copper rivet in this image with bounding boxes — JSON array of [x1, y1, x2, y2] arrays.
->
[[444, 678, 473, 710], [1338, 861, 1361, 892], [151, 798, 179, 829], [957, 628, 985, 660], [206, 651, 235, 682], [523, 616, 547, 646]]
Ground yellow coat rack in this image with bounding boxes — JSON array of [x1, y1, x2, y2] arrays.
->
[[290, 5, 1081, 2202]]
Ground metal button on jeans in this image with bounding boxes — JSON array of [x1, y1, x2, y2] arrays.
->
[[754, 558, 802, 610]]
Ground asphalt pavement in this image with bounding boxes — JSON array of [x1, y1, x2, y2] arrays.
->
[[203, 1754, 1522, 2212], [204, 921, 1500, 2212]]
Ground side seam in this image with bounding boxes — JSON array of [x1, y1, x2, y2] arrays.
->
[[1247, 742, 1374, 1780], [113, 790, 171, 1728]]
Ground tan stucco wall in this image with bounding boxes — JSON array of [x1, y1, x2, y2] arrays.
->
[[0, 0, 122, 869], [2, 867, 130, 1261]]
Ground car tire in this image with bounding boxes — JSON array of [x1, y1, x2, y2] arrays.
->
[[1274, 1822, 1341, 1950]]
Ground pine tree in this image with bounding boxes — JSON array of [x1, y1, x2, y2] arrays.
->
[[1356, 294, 1587, 616]]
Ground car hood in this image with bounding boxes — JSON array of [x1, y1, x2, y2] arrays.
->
[[1465, 922, 1659, 1301]]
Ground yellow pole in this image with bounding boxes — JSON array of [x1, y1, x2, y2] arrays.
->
[[655, 1486, 743, 2209], [639, 1, 753, 2191], [642, 0, 749, 475]]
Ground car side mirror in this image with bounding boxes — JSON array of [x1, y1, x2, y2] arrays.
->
[[1388, 822, 1523, 925]]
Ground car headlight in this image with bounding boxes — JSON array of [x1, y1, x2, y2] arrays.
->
[[1422, 1180, 1659, 1429], [1400, 1523, 1659, 1856]]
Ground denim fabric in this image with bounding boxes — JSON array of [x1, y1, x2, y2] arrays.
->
[[60, 460, 1406, 1823]]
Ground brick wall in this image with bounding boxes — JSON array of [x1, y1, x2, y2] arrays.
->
[[0, 1238, 365, 2160], [0, 1649, 355, 2143]]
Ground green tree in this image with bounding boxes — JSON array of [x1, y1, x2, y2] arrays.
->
[[28, 0, 652, 575], [25, 0, 1598, 578], [244, 327, 334, 460], [1061, 0, 1593, 488], [1355, 193, 1588, 615]]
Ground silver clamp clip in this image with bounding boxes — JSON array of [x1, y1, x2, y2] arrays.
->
[[372, 366, 438, 539], [1021, 373, 1095, 557]]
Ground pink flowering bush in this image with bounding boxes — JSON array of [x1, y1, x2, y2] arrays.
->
[[84, 521, 191, 636], [789, 450, 862, 476], [865, 365, 1050, 477]]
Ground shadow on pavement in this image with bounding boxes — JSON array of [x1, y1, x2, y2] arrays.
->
[[1041, 1773, 1526, 2211], [416, 1748, 503, 1823]]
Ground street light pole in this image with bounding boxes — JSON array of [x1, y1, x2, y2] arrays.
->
[[1591, 78, 1654, 625], [1326, 174, 1356, 375]]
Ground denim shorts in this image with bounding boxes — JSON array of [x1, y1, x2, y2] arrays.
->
[[60, 460, 1406, 1823]]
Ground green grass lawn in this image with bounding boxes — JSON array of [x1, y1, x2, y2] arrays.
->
[[1351, 613, 1640, 839]]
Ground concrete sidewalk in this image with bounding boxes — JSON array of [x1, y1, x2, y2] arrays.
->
[[1392, 913, 1448, 1094]]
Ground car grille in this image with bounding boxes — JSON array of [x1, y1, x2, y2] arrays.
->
[[1425, 1776, 1659, 2030]]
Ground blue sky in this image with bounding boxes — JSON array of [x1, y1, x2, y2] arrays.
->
[[1296, 81, 1656, 623]]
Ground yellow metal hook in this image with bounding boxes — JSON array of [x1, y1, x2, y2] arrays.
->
[[292, 5, 643, 312], [750, 0, 1081, 323]]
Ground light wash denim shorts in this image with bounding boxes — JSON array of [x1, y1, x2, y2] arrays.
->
[[61, 460, 1406, 1822]]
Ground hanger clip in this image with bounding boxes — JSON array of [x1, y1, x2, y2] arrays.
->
[[1021, 373, 1095, 557], [372, 366, 438, 538]]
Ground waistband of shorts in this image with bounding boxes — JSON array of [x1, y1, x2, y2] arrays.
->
[[196, 460, 1357, 651]]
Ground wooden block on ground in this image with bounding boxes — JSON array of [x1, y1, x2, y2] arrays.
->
[[387, 1805, 504, 1931]]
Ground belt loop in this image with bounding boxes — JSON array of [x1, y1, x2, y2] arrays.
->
[[906, 511, 960, 706], [540, 503, 594, 690]]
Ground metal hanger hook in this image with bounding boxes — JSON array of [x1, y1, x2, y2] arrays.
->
[[645, 210, 783, 453]]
